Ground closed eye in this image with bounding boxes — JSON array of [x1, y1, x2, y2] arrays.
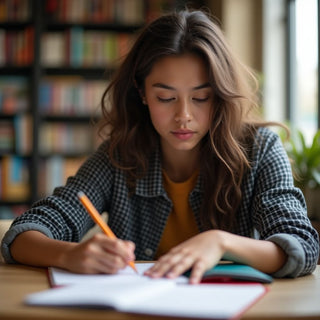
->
[[193, 97, 210, 102], [157, 97, 175, 102]]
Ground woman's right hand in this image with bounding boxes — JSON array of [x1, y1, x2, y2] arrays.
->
[[10, 230, 136, 274], [60, 233, 136, 274]]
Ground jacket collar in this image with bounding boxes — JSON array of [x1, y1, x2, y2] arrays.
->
[[135, 147, 203, 197]]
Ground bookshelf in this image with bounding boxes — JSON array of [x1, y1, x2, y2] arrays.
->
[[0, 0, 206, 219], [0, 0, 34, 218]]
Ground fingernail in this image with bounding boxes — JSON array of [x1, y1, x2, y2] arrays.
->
[[166, 272, 175, 278], [190, 277, 199, 284]]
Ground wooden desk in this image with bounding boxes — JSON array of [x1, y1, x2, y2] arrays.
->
[[0, 262, 319, 320]]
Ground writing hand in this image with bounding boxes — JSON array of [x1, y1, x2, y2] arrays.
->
[[144, 230, 225, 284], [61, 234, 136, 274]]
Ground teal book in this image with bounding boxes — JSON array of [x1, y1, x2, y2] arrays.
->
[[184, 263, 273, 284]]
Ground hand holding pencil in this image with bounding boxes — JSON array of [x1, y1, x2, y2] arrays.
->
[[77, 191, 138, 273]]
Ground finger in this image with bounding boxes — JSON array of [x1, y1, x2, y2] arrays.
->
[[81, 237, 130, 273], [125, 240, 136, 251], [91, 246, 133, 274], [72, 252, 121, 274], [123, 241, 136, 262], [96, 253, 129, 274], [145, 249, 187, 278], [113, 240, 135, 261], [94, 235, 135, 262], [165, 254, 195, 279], [143, 255, 174, 277], [189, 259, 207, 284]]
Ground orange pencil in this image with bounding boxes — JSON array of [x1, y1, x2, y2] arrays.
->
[[77, 191, 138, 273]]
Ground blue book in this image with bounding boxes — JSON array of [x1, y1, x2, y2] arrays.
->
[[184, 263, 273, 283], [70, 27, 83, 67]]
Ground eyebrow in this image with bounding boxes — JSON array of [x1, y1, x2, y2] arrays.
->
[[152, 82, 211, 91]]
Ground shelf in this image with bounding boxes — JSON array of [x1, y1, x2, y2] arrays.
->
[[0, 110, 30, 117], [41, 114, 99, 122], [0, 21, 33, 28], [44, 67, 110, 78], [0, 66, 32, 75], [44, 22, 144, 32], [0, 113, 17, 119], [0, 151, 32, 157]]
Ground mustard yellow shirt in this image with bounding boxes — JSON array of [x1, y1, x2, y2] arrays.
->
[[155, 170, 199, 258]]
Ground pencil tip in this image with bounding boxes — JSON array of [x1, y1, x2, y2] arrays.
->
[[132, 264, 138, 274]]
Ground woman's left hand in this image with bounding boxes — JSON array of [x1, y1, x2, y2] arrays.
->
[[144, 230, 226, 284]]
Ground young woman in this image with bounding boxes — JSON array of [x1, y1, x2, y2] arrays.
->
[[1, 10, 319, 284]]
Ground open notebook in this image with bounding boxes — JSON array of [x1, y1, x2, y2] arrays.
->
[[25, 262, 269, 319], [48, 262, 188, 287], [48, 262, 272, 287]]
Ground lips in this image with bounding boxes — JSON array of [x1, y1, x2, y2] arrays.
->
[[171, 129, 195, 140]]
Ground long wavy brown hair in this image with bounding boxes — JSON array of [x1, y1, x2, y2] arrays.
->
[[98, 9, 282, 232]]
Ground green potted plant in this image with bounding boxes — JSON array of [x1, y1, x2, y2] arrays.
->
[[281, 128, 320, 220]]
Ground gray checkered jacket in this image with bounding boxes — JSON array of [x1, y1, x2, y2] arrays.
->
[[2, 127, 319, 277]]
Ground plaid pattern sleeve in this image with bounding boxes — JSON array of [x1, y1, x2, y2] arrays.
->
[[237, 127, 319, 276]]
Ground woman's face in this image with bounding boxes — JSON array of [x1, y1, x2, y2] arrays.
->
[[144, 53, 213, 156]]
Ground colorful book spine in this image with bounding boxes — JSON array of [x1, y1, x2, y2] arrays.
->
[[0, 0, 31, 22], [14, 114, 32, 155], [0, 155, 29, 201], [38, 156, 86, 197], [39, 77, 106, 116], [41, 29, 135, 67], [0, 27, 34, 66], [44, 0, 145, 25], [0, 120, 14, 152], [0, 76, 29, 113], [39, 122, 100, 155]]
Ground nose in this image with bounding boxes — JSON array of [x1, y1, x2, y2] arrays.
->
[[174, 99, 192, 124]]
